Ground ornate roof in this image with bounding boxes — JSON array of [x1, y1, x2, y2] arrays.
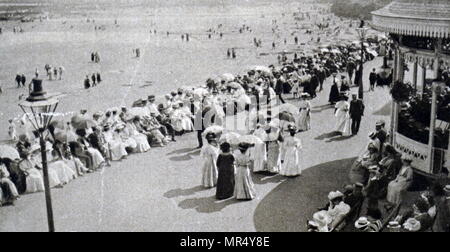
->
[[371, 0, 450, 38]]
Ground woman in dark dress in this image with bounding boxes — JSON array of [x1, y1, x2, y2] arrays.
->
[[328, 73, 340, 104], [216, 142, 235, 200]]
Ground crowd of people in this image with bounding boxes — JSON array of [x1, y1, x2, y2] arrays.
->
[[1, 28, 383, 207], [307, 120, 450, 232]]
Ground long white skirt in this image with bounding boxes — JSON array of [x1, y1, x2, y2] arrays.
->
[[280, 147, 302, 176], [107, 142, 128, 161], [201, 157, 218, 188], [336, 113, 351, 136], [48, 160, 76, 185], [25, 168, 45, 193], [87, 147, 105, 168], [251, 143, 267, 173], [234, 166, 256, 200], [131, 134, 151, 153]]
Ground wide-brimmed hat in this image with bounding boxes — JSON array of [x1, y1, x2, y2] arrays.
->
[[205, 132, 217, 141], [300, 92, 311, 98], [444, 185, 450, 194], [375, 120, 386, 127], [387, 221, 401, 229], [401, 155, 413, 163], [403, 218, 421, 232], [238, 142, 254, 151], [355, 217, 370, 230], [328, 191, 344, 201], [312, 211, 332, 228], [368, 131, 377, 139]]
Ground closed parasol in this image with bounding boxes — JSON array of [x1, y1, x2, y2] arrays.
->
[[71, 114, 96, 130], [0, 145, 20, 160]]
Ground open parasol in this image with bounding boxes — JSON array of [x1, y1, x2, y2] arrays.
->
[[219, 132, 241, 145], [53, 130, 77, 143], [71, 114, 96, 130], [221, 73, 235, 82], [240, 135, 264, 145], [129, 107, 150, 117], [278, 103, 299, 115], [0, 145, 20, 160], [276, 111, 296, 123], [203, 125, 224, 135], [49, 120, 65, 130]]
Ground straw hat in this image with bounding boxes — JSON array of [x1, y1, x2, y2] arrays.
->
[[403, 218, 421, 232], [312, 211, 332, 229], [387, 221, 401, 229], [328, 191, 344, 201], [355, 217, 370, 230]]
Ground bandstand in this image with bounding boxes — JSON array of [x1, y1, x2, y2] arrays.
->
[[371, 0, 450, 177]]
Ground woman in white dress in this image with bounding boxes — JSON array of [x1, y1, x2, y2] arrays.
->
[[201, 133, 220, 188], [251, 126, 267, 173], [334, 95, 351, 136], [296, 93, 311, 132], [76, 129, 105, 169], [47, 148, 76, 185], [234, 143, 256, 200], [126, 122, 151, 153], [103, 126, 128, 161], [280, 125, 302, 177], [265, 125, 283, 173], [19, 152, 62, 193], [386, 156, 414, 205]]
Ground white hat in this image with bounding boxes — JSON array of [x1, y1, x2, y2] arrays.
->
[[354, 217, 370, 230], [312, 211, 332, 228], [403, 218, 421, 232], [328, 191, 344, 201]]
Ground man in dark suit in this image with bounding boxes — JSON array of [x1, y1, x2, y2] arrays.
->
[[369, 68, 377, 91], [349, 94, 365, 135]]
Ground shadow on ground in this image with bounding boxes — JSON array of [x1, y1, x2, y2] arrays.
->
[[372, 101, 392, 116], [253, 157, 356, 232], [178, 195, 247, 213]]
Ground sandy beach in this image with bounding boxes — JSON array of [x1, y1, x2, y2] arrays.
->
[[0, 0, 362, 141]]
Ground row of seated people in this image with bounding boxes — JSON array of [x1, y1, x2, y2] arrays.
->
[[0, 103, 194, 206]]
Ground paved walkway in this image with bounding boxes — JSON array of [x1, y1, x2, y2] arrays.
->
[[0, 58, 392, 232]]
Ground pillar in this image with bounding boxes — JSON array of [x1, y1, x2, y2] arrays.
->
[[413, 61, 418, 91], [390, 46, 399, 145], [428, 83, 439, 174]]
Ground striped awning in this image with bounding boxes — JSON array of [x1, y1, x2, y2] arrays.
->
[[371, 0, 450, 38]]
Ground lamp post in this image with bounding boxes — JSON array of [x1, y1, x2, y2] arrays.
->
[[357, 24, 369, 100], [19, 78, 59, 232]]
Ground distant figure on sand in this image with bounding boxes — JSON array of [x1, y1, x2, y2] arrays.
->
[[84, 76, 91, 89]]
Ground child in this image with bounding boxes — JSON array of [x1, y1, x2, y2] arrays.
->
[[8, 119, 17, 142]]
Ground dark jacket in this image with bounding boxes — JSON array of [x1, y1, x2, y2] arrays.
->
[[369, 72, 377, 84], [349, 99, 365, 118]]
